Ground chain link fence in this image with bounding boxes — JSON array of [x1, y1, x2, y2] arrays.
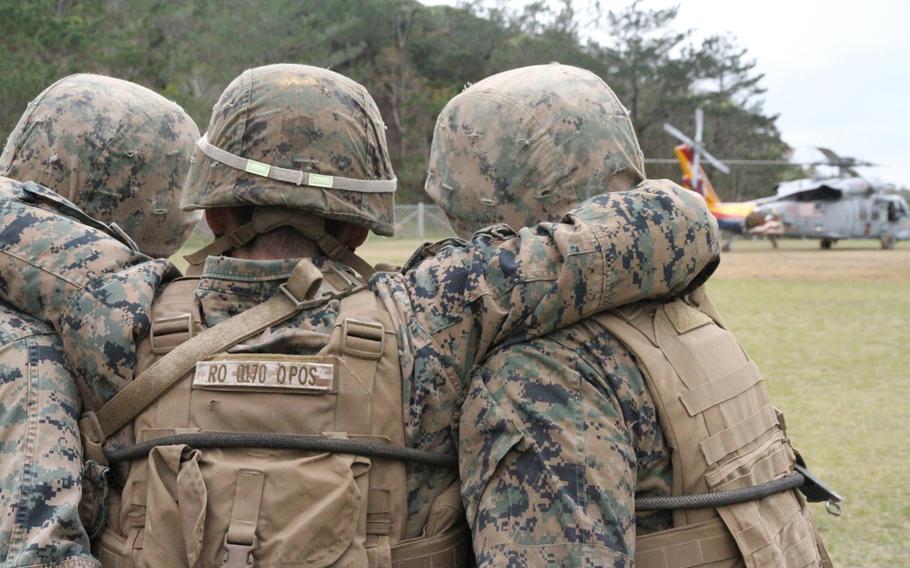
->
[[392, 203, 455, 239], [184, 203, 455, 244]]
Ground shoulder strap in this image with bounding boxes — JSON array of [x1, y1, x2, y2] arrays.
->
[[80, 258, 339, 461], [146, 276, 204, 356], [184, 208, 376, 281]]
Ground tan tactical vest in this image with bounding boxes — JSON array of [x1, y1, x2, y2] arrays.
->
[[598, 293, 831, 568], [93, 263, 471, 568]]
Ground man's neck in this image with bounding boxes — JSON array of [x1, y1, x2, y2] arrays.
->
[[228, 230, 321, 260]]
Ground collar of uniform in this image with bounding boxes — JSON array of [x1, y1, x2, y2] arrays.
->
[[200, 256, 304, 283]]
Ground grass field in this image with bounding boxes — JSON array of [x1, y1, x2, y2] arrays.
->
[[359, 237, 910, 566], [177, 236, 910, 565]]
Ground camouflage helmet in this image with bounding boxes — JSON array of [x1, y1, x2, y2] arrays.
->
[[182, 64, 396, 236], [0, 73, 201, 258], [426, 63, 646, 238]]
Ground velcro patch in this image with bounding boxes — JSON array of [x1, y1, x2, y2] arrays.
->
[[663, 301, 714, 335], [193, 357, 335, 393]]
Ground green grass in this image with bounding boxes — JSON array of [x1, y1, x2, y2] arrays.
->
[[708, 280, 910, 566], [176, 235, 909, 564]]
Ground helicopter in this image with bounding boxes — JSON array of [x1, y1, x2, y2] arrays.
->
[[751, 150, 910, 249], [651, 109, 910, 250]]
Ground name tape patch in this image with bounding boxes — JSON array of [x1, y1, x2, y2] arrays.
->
[[193, 359, 335, 392]]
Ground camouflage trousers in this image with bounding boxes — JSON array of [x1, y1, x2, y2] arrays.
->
[[0, 309, 100, 568]]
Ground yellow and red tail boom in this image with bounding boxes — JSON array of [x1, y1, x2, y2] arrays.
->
[[673, 144, 755, 233]]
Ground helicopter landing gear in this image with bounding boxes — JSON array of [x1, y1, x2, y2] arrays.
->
[[820, 238, 835, 250]]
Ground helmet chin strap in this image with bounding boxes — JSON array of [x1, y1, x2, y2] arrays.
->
[[184, 207, 375, 280]]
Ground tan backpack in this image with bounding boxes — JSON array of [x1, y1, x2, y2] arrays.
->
[[80, 259, 470, 568], [598, 293, 832, 568]]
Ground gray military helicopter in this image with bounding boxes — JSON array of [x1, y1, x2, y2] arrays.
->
[[649, 108, 910, 250], [751, 148, 910, 249]]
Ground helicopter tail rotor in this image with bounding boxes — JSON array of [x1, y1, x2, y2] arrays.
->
[[663, 108, 730, 191]]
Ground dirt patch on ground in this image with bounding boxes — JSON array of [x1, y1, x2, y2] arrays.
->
[[714, 240, 910, 281]]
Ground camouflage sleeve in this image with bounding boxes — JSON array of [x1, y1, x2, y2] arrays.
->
[[374, 179, 718, 382], [0, 306, 99, 567], [0, 192, 176, 407], [458, 320, 672, 567]]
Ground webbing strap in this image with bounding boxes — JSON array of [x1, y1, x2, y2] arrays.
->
[[226, 470, 265, 546], [783, 530, 826, 568], [308, 229, 375, 280], [390, 525, 472, 568], [635, 517, 739, 568], [196, 135, 397, 193], [82, 259, 332, 445], [699, 404, 779, 465], [183, 208, 375, 280], [183, 224, 260, 266], [663, 300, 714, 335], [678, 361, 762, 416]]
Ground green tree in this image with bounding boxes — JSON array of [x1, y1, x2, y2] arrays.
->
[[0, 0, 108, 134], [0, 0, 797, 203]]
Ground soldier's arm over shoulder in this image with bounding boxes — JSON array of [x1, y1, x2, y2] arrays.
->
[[372, 179, 718, 378], [0, 182, 177, 399]]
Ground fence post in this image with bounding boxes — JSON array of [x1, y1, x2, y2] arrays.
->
[[417, 202, 425, 240]]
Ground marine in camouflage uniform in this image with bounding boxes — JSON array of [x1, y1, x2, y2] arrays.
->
[[427, 64, 829, 567], [0, 73, 201, 257], [0, 65, 718, 564], [425, 63, 669, 566], [0, 74, 199, 567]]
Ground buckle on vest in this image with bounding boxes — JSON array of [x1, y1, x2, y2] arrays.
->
[[79, 411, 109, 467], [220, 534, 256, 568], [150, 313, 195, 354], [794, 452, 843, 516], [343, 318, 384, 360], [278, 282, 309, 309]]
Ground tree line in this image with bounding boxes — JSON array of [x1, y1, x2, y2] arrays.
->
[[0, 0, 799, 202]]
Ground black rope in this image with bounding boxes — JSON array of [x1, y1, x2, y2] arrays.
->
[[105, 432, 457, 468], [634, 472, 805, 510], [109, 433, 807, 510]]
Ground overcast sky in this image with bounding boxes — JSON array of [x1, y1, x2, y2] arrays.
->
[[427, 0, 910, 188]]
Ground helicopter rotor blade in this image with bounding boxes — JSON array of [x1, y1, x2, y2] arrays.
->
[[691, 150, 701, 190], [815, 147, 841, 164], [700, 147, 731, 174], [663, 123, 695, 147], [690, 109, 705, 189]]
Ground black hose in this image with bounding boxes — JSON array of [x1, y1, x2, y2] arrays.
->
[[634, 472, 805, 510], [110, 434, 806, 510], [105, 431, 458, 468]]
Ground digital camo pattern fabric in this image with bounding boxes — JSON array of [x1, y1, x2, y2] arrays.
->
[[182, 64, 397, 236], [0, 303, 98, 568], [0, 176, 719, 538], [364, 179, 717, 535], [426, 63, 676, 565], [0, 73, 200, 258], [426, 63, 646, 239], [459, 313, 674, 568], [0, 178, 176, 411]]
